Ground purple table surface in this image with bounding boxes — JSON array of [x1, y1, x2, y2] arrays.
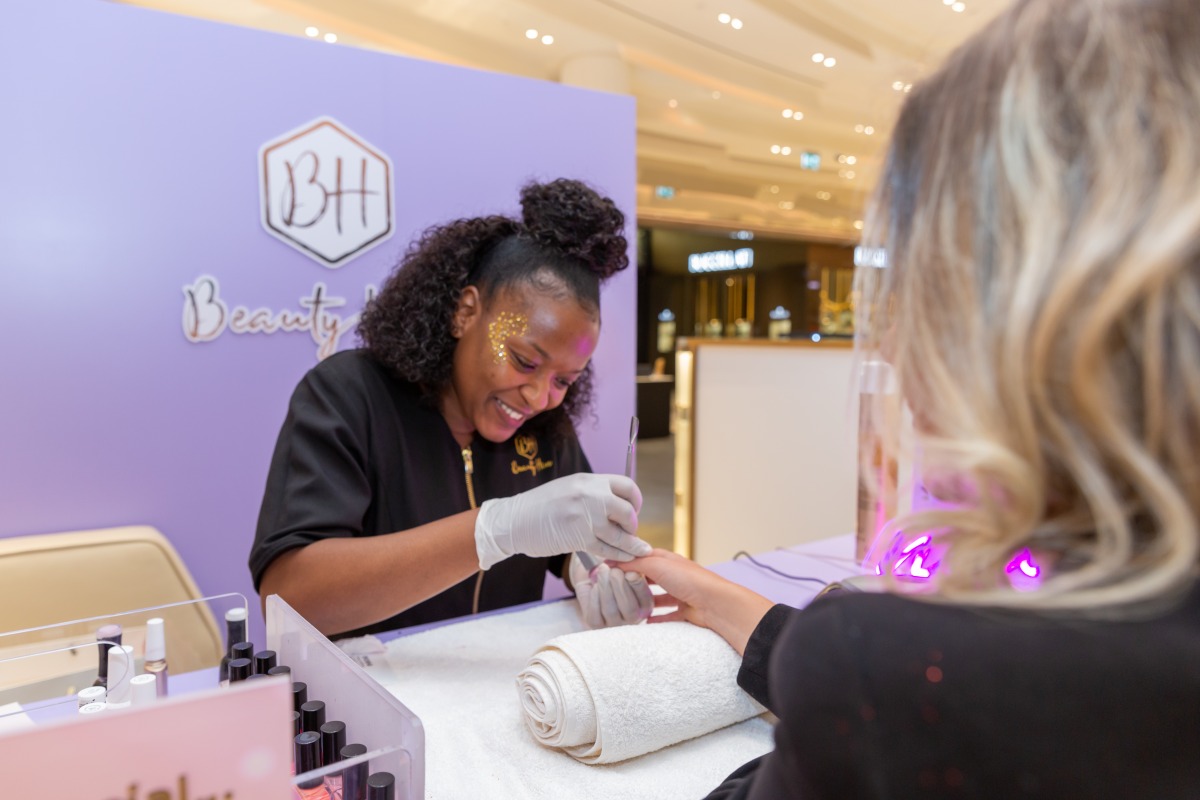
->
[[378, 533, 860, 642]]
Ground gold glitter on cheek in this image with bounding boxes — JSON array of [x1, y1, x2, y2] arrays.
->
[[488, 312, 529, 364]]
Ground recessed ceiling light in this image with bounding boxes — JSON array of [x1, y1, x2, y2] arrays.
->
[[718, 12, 731, 23], [846, 156, 857, 165], [770, 145, 781, 154], [904, 83, 913, 93], [781, 146, 792, 155], [892, 81, 905, 91], [823, 57, 837, 68], [324, 32, 337, 43], [668, 99, 678, 108], [854, 124, 864, 133], [943, 0, 954, 5], [952, 2, 966, 10], [730, 18, 743, 29], [845, 171, 856, 179], [817, 191, 832, 201], [541, 34, 554, 44], [792, 111, 804, 121], [812, 53, 825, 63], [782, 109, 793, 118], [779, 201, 794, 210], [712, 90, 721, 99], [525, 28, 538, 39], [865, 126, 875, 135], [305, 26, 319, 37], [853, 220, 864, 230], [769, 185, 779, 194]]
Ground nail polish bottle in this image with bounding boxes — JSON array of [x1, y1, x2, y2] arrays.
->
[[78, 702, 107, 716], [292, 711, 302, 737], [292, 681, 308, 713], [144, 617, 168, 696], [253, 650, 278, 674], [300, 700, 326, 734], [365, 772, 395, 800], [228, 657, 253, 684], [92, 624, 122, 689], [106, 645, 135, 708], [218, 608, 247, 686], [339, 744, 368, 800], [130, 674, 158, 706], [294, 731, 330, 800], [267, 665, 292, 678], [77, 686, 106, 708], [231, 640, 256, 665], [320, 721, 347, 799]]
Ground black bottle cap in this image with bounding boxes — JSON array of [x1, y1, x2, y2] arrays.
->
[[320, 720, 347, 765], [291, 681, 308, 713], [253, 650, 278, 674], [244, 673, 269, 680], [231, 641, 255, 661], [366, 772, 395, 800], [228, 657, 253, 683], [291, 711, 301, 737], [294, 731, 322, 789], [300, 699, 326, 733], [341, 744, 369, 800], [267, 665, 291, 677]]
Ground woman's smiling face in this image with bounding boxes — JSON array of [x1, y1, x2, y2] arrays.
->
[[442, 279, 600, 444]]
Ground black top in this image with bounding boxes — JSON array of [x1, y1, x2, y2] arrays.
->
[[250, 349, 589, 639], [708, 583, 1200, 799]]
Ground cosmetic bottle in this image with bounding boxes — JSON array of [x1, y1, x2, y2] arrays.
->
[[365, 772, 395, 800], [106, 645, 135, 708], [294, 731, 330, 800], [78, 702, 107, 716], [267, 665, 292, 678], [144, 617, 168, 696], [320, 721, 347, 799], [92, 624, 122, 689], [254, 649, 278, 674], [339, 744, 368, 800], [292, 681, 308, 713], [77, 686, 106, 708], [231, 640, 256, 665], [228, 657, 253, 683], [292, 711, 302, 737], [218, 607, 247, 686], [300, 700, 326, 733], [130, 674, 158, 706]]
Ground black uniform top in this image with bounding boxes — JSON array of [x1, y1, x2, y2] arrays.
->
[[707, 582, 1200, 799], [250, 349, 588, 639]]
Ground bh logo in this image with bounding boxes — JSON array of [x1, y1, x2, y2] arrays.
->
[[259, 117, 394, 267]]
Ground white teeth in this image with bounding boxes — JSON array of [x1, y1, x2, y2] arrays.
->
[[497, 398, 523, 421]]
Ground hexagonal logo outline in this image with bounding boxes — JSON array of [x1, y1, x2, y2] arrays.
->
[[259, 116, 395, 268]]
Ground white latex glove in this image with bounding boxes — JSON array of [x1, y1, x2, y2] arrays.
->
[[570, 553, 654, 629], [475, 473, 651, 570]]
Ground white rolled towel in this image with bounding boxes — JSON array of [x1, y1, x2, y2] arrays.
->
[[516, 621, 766, 765]]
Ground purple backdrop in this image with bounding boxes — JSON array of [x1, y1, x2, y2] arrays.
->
[[0, 0, 636, 644]]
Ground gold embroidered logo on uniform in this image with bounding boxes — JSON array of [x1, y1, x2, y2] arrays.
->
[[512, 434, 553, 477]]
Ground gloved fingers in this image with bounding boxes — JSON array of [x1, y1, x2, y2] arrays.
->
[[583, 579, 605, 629], [606, 475, 644, 514], [567, 551, 592, 589], [604, 568, 648, 625], [623, 571, 654, 622], [595, 565, 624, 627], [604, 494, 640, 541], [592, 522, 652, 561]]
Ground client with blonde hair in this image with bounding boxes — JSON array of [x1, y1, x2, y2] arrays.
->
[[623, 0, 1200, 796]]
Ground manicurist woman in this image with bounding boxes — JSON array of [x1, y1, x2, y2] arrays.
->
[[250, 179, 653, 639]]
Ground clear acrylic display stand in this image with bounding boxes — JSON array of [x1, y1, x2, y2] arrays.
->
[[267, 594, 425, 799], [0, 592, 247, 718]]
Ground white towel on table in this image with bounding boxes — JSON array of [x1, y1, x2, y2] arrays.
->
[[518, 622, 766, 764], [365, 601, 775, 800]]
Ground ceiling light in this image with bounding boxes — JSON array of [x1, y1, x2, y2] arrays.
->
[[781, 146, 792, 155], [823, 57, 837, 68], [865, 126, 875, 135], [846, 156, 857, 165], [541, 34, 554, 44], [853, 220, 864, 230], [845, 171, 856, 179], [952, 1, 965, 10], [305, 26, 319, 37], [769, 185, 779, 194], [943, 0, 954, 5], [668, 99, 678, 108], [892, 81, 905, 91], [718, 12, 731, 23], [792, 112, 804, 121], [817, 191, 832, 201], [770, 145, 781, 154], [854, 124, 864, 133], [525, 28, 538, 39], [730, 18, 743, 29], [324, 32, 337, 43], [812, 53, 825, 63], [904, 83, 913, 93], [779, 201, 794, 210], [712, 90, 721, 99], [782, 109, 793, 118]]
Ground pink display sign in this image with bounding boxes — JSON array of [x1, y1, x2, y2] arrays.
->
[[5, 679, 294, 799]]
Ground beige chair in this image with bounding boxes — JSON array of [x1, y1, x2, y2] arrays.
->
[[0, 526, 225, 698]]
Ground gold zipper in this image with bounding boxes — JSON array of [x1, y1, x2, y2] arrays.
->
[[462, 446, 484, 614]]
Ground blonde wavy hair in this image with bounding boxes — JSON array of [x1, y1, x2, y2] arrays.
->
[[856, 0, 1200, 610]]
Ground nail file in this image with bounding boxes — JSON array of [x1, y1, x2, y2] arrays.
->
[[575, 415, 640, 578]]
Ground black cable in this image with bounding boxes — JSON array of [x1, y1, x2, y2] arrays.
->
[[732, 551, 830, 586]]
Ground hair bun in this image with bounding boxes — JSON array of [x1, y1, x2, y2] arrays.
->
[[520, 179, 629, 280]]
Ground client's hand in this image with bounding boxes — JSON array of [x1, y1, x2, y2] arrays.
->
[[615, 549, 775, 656], [569, 554, 653, 629], [475, 473, 652, 570]]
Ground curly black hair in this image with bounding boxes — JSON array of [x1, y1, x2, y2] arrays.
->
[[357, 179, 628, 441]]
